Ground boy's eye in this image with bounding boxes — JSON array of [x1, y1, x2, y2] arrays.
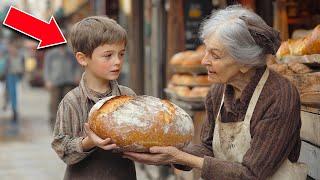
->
[[104, 54, 112, 58]]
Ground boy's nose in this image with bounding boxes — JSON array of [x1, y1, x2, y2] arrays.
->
[[114, 57, 121, 65]]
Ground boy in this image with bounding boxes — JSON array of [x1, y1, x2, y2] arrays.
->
[[51, 16, 136, 180]]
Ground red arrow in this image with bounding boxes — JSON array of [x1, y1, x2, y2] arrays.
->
[[3, 6, 66, 49]]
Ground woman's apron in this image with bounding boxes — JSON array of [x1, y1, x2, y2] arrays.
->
[[212, 69, 308, 180]]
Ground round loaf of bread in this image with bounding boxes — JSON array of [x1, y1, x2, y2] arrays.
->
[[88, 95, 194, 152], [180, 52, 204, 67], [170, 50, 204, 67], [189, 87, 210, 98], [169, 51, 195, 65], [171, 74, 211, 86]]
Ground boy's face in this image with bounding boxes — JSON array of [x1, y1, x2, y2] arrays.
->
[[84, 42, 125, 81]]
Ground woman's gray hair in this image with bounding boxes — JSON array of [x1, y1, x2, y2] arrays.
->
[[200, 5, 281, 66]]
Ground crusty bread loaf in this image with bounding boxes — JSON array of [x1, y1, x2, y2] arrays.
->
[[283, 72, 320, 105], [168, 84, 191, 97], [268, 64, 295, 75], [268, 63, 312, 75], [189, 87, 210, 98], [171, 74, 194, 86], [180, 52, 203, 67], [88, 95, 194, 152], [171, 74, 211, 86], [169, 51, 194, 65], [287, 62, 312, 74], [168, 84, 209, 98], [276, 25, 320, 58], [169, 50, 204, 67], [196, 44, 206, 53]]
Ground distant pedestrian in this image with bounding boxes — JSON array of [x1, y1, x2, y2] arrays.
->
[[0, 41, 7, 110], [44, 44, 82, 131], [4, 36, 25, 134]]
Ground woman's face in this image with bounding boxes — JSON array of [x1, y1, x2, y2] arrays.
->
[[201, 34, 242, 84]]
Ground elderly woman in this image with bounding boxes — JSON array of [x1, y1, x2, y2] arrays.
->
[[123, 5, 308, 180]]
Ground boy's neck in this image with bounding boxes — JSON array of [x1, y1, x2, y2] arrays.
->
[[85, 71, 111, 94]]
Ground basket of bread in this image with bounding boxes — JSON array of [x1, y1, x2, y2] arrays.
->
[[269, 25, 320, 107]]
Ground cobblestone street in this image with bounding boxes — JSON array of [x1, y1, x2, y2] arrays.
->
[[0, 83, 66, 180]]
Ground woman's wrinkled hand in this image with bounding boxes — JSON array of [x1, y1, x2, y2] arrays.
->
[[122, 146, 183, 165], [82, 123, 118, 151]]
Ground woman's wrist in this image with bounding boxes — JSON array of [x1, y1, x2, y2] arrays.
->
[[175, 151, 204, 169], [81, 136, 95, 152]]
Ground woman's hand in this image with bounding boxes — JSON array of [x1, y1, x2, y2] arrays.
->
[[122, 146, 183, 165], [82, 123, 118, 151], [123, 146, 204, 169]]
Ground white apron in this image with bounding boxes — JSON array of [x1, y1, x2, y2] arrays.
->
[[212, 69, 308, 180]]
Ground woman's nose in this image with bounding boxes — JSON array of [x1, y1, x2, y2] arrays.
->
[[201, 54, 210, 66]]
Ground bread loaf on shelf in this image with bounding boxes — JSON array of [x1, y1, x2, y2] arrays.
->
[[188, 87, 210, 98], [171, 74, 211, 86], [276, 25, 320, 59], [169, 50, 204, 67], [283, 72, 320, 106], [168, 84, 210, 98], [88, 95, 194, 152]]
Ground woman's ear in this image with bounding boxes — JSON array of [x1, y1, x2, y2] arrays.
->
[[75, 52, 88, 67], [239, 65, 251, 73]]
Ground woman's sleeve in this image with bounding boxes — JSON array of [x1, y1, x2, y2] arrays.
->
[[183, 91, 215, 157], [174, 87, 217, 170], [200, 85, 301, 180], [51, 100, 95, 165]]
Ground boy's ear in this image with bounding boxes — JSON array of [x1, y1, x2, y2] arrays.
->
[[75, 52, 88, 66]]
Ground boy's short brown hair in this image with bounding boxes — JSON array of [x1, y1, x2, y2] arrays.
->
[[69, 16, 127, 57]]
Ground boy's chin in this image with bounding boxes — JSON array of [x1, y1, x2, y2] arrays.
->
[[104, 75, 119, 81]]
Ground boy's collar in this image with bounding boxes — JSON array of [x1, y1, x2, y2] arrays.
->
[[79, 72, 121, 103]]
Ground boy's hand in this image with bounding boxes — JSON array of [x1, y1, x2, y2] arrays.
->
[[82, 123, 118, 151]]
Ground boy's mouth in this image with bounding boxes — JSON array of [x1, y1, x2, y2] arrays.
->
[[110, 69, 120, 73]]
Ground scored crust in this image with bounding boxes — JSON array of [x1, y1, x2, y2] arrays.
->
[[88, 96, 194, 152]]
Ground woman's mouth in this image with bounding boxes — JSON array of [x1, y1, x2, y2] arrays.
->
[[208, 69, 216, 74]]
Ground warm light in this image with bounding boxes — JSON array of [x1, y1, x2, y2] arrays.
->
[[120, 0, 131, 15]]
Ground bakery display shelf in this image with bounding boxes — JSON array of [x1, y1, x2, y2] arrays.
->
[[301, 101, 320, 109], [165, 91, 205, 111], [170, 65, 207, 75], [164, 88, 205, 103], [301, 105, 320, 114], [169, 98, 205, 111], [170, 82, 211, 87], [277, 54, 320, 69], [300, 91, 320, 108]]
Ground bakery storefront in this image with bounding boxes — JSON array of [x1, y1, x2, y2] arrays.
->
[[162, 0, 320, 179]]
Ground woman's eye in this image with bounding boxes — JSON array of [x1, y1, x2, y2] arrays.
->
[[211, 53, 220, 59]]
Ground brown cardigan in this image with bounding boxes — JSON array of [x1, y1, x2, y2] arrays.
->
[[177, 67, 302, 180]]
